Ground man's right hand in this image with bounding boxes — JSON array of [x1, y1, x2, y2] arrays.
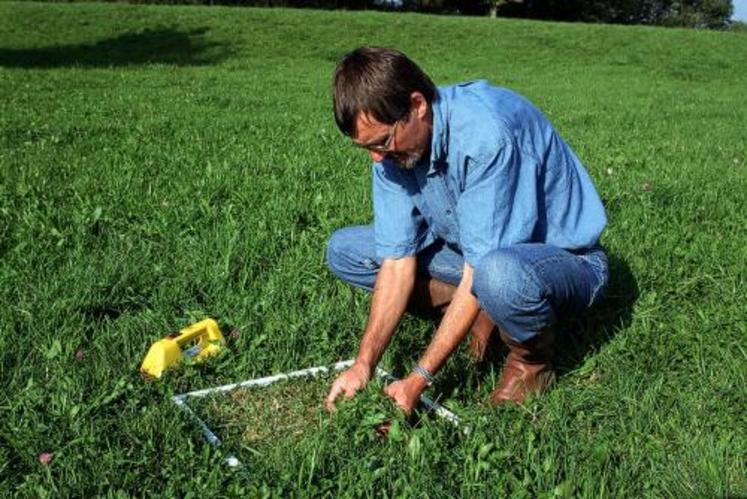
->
[[325, 257, 416, 412], [325, 362, 371, 411]]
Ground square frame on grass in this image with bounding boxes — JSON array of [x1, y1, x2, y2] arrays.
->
[[172, 360, 466, 468]]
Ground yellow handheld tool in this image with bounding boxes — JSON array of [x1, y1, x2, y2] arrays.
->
[[140, 318, 225, 378]]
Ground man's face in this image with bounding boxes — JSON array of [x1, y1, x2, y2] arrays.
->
[[351, 92, 432, 169]]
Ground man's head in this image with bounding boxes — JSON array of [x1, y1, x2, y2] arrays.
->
[[333, 47, 437, 168]]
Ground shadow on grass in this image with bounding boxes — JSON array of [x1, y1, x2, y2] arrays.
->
[[0, 27, 231, 68], [554, 252, 638, 375]]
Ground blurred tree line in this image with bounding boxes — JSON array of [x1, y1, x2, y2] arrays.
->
[[121, 0, 734, 28], [407, 0, 733, 28], [493, 0, 735, 28]]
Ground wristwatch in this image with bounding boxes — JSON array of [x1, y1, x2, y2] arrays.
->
[[412, 365, 435, 387]]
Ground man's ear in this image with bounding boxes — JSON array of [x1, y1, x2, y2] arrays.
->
[[410, 91, 428, 119]]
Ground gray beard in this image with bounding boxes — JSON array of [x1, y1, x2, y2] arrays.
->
[[396, 149, 425, 170]]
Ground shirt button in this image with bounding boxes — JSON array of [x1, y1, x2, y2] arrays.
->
[[446, 209, 452, 215]]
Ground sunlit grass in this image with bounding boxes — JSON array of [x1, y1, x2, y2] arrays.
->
[[0, 2, 745, 496]]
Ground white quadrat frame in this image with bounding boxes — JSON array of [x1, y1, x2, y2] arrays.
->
[[173, 359, 467, 468]]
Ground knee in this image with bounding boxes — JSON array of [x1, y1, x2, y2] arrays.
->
[[325, 225, 378, 289], [473, 249, 544, 317], [325, 228, 352, 276]]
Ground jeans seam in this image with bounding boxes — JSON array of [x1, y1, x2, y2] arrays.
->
[[587, 269, 608, 306], [577, 254, 608, 307], [588, 282, 603, 306], [517, 259, 552, 333]]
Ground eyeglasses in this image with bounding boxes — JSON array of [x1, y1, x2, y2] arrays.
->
[[353, 120, 401, 153]]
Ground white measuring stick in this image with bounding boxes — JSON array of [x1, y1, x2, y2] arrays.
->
[[173, 359, 468, 469], [173, 397, 241, 468], [173, 360, 355, 401]]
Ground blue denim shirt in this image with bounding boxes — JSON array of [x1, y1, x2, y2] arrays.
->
[[373, 80, 607, 267]]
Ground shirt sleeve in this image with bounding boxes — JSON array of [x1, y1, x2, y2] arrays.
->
[[373, 161, 434, 259], [455, 141, 539, 267]]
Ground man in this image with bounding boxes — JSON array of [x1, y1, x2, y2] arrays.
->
[[324, 47, 609, 414]]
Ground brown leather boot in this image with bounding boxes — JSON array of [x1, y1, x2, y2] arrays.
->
[[490, 330, 556, 405], [469, 310, 500, 364], [408, 279, 500, 365]]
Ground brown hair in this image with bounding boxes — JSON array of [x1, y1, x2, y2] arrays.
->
[[332, 47, 437, 137]]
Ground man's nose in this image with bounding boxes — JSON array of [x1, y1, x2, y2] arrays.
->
[[369, 150, 386, 163]]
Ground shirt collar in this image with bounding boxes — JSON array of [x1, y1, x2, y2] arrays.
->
[[427, 89, 448, 176]]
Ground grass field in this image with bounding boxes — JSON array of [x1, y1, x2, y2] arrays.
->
[[191, 374, 339, 452], [1, 2, 746, 496], [186, 372, 403, 459]]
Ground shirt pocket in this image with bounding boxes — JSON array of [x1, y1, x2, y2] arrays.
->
[[430, 175, 460, 246]]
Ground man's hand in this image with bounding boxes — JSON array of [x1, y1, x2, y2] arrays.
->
[[325, 362, 371, 411], [326, 257, 415, 412], [383, 374, 428, 415]]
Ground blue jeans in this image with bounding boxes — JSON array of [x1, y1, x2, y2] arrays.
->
[[326, 225, 609, 343]]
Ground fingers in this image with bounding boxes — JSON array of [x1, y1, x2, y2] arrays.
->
[[325, 373, 358, 411], [382, 381, 413, 415], [383, 383, 397, 406], [383, 380, 398, 397], [325, 380, 344, 412], [343, 385, 356, 400], [326, 369, 370, 412]]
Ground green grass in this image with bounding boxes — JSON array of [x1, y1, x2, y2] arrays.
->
[[188, 373, 405, 459], [1, 2, 746, 496], [189, 372, 339, 452]]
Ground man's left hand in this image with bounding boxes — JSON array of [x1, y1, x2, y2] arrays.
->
[[384, 375, 428, 415]]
